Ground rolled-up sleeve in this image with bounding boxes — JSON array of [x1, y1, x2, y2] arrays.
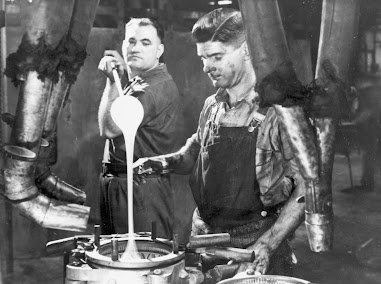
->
[[258, 108, 305, 207]]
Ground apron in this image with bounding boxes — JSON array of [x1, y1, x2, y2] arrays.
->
[[189, 102, 294, 275], [189, 102, 265, 230]]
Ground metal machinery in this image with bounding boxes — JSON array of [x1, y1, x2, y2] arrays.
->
[[47, 225, 311, 284], [66, 236, 186, 284]]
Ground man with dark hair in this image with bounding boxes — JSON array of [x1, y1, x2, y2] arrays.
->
[[135, 8, 306, 276], [97, 18, 182, 239]]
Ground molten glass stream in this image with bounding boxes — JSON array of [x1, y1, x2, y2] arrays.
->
[[110, 94, 144, 261]]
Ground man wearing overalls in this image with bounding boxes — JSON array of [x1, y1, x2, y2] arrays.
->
[[136, 8, 306, 275]]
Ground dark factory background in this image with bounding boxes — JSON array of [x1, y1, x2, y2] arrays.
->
[[0, 0, 380, 283]]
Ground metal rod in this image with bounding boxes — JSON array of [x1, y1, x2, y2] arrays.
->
[[151, 221, 157, 240], [188, 233, 231, 249], [347, 154, 354, 190], [94, 225, 101, 248], [111, 62, 124, 97], [63, 250, 70, 284], [111, 239, 119, 261], [172, 233, 179, 254], [0, 0, 12, 280]]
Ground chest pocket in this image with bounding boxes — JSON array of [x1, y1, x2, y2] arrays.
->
[[256, 148, 273, 191]]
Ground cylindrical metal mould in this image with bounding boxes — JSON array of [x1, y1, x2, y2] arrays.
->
[[206, 247, 255, 262], [188, 233, 231, 249]]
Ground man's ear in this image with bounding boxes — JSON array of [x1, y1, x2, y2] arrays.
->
[[157, 43, 164, 60], [122, 40, 128, 61], [242, 42, 251, 61]]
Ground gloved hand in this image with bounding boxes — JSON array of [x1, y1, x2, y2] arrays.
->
[[98, 50, 127, 81], [191, 207, 213, 235], [132, 157, 170, 185]]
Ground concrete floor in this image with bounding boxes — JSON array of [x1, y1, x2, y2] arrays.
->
[[2, 152, 381, 284]]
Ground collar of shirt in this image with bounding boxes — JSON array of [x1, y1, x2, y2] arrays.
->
[[215, 88, 262, 127], [215, 88, 257, 109], [132, 63, 168, 81]]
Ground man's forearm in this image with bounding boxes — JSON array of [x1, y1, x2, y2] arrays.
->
[[98, 79, 122, 138], [163, 134, 201, 175], [255, 176, 306, 253]]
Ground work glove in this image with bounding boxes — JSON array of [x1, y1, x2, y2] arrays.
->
[[191, 207, 213, 235], [132, 156, 170, 185]]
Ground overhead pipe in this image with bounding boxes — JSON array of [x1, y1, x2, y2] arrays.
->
[[238, 0, 319, 182], [35, 0, 100, 205], [2, 0, 93, 231], [238, 0, 324, 251], [307, 0, 361, 251]]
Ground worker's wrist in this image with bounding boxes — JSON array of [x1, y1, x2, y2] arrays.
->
[[255, 229, 282, 254]]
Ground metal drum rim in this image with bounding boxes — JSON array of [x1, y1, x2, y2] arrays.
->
[[86, 237, 185, 269], [217, 275, 311, 284]]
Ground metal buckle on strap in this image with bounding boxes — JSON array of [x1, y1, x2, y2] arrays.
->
[[253, 111, 266, 123], [248, 112, 266, 132]]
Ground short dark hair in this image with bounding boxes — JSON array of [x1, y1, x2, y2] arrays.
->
[[192, 8, 245, 46], [126, 18, 165, 42]]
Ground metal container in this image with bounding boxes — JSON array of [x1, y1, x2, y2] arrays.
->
[[65, 237, 186, 284], [217, 275, 311, 284]]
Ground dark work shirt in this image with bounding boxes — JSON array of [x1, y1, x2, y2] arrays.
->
[[103, 64, 182, 164]]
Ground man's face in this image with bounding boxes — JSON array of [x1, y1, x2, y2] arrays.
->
[[123, 24, 163, 73], [197, 40, 246, 89]]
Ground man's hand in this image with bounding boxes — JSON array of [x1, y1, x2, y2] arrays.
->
[[246, 240, 272, 275], [191, 208, 213, 235], [98, 50, 127, 81], [132, 157, 169, 185]]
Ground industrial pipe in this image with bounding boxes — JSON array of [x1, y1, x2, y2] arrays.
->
[[35, 0, 99, 204], [2, 0, 93, 231], [306, 0, 361, 251], [3, 145, 89, 231], [1, 110, 86, 204], [238, 0, 319, 182], [238, 0, 331, 252]]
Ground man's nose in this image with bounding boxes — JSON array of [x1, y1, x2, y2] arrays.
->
[[131, 42, 141, 52], [203, 60, 216, 73]]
